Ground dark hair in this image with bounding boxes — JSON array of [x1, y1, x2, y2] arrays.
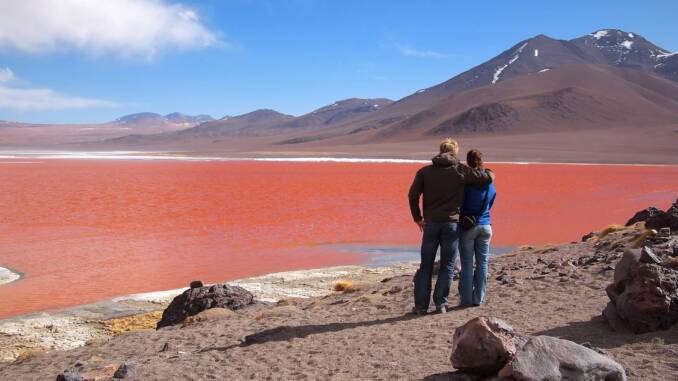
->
[[466, 149, 484, 168]]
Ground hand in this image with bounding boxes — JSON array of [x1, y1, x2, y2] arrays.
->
[[415, 219, 425, 232]]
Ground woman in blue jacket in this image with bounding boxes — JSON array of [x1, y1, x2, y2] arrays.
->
[[459, 149, 496, 307]]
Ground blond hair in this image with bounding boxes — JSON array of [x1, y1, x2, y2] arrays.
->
[[439, 138, 459, 155]]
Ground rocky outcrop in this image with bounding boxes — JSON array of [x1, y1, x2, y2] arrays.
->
[[626, 199, 678, 230], [450, 317, 519, 374], [604, 246, 678, 333], [450, 316, 626, 381], [156, 282, 254, 329]]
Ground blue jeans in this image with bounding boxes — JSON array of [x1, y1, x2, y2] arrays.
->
[[459, 224, 493, 306], [414, 222, 459, 310]]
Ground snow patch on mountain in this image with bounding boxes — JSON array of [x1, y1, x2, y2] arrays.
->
[[492, 42, 528, 84], [621, 40, 633, 49], [591, 30, 609, 39]]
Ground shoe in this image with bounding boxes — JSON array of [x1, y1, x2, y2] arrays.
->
[[411, 307, 427, 315], [435, 305, 448, 314]]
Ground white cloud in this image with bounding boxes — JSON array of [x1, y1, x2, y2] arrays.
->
[[398, 45, 447, 59], [0, 67, 14, 82], [0, 0, 218, 58], [0, 75, 118, 111]]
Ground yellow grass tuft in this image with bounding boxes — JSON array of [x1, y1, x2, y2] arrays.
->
[[12, 350, 42, 364], [533, 245, 558, 254], [334, 280, 355, 292], [597, 224, 626, 239], [103, 310, 163, 335], [630, 229, 655, 249]]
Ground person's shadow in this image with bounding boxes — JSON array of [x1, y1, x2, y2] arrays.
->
[[200, 312, 420, 353]]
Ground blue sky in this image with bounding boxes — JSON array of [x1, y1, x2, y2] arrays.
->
[[1, 0, 677, 124]]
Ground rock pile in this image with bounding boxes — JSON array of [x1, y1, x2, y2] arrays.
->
[[602, 201, 678, 333], [604, 245, 678, 333], [156, 281, 254, 329], [449, 317, 627, 381]]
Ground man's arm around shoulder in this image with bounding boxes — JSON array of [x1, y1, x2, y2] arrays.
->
[[460, 164, 495, 185]]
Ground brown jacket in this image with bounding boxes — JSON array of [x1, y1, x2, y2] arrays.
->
[[408, 152, 495, 223]]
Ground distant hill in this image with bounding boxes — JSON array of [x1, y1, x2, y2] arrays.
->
[[0, 111, 215, 147], [114, 112, 215, 127]]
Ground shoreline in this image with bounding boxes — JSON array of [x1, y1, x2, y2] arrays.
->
[[0, 267, 21, 286], [0, 261, 420, 362], [0, 150, 677, 166], [0, 245, 513, 362]]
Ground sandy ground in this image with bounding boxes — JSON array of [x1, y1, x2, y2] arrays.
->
[[0, 265, 415, 363], [1, 225, 676, 380]]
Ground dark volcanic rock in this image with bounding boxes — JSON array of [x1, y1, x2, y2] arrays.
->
[[157, 283, 254, 328], [498, 335, 626, 381], [626, 200, 678, 231], [56, 369, 83, 381], [605, 247, 678, 333], [113, 361, 136, 379], [450, 317, 519, 374], [626, 206, 664, 226]]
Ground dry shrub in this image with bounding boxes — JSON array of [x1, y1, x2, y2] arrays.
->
[[533, 245, 558, 254], [13, 350, 42, 364], [597, 224, 626, 239], [630, 229, 655, 249], [103, 310, 163, 335], [334, 280, 359, 293]]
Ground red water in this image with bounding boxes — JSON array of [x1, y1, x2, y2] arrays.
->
[[0, 160, 676, 318]]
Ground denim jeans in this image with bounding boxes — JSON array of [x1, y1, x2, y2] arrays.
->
[[414, 222, 459, 310], [459, 224, 493, 306]]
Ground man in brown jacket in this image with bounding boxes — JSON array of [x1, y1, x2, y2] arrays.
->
[[408, 138, 495, 314]]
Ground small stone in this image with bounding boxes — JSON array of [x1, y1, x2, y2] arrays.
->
[[658, 227, 670, 237], [189, 280, 203, 289], [639, 246, 662, 265], [56, 369, 83, 381], [113, 361, 136, 379]]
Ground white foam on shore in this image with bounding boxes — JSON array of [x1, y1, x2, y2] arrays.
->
[[0, 151, 675, 167], [0, 267, 21, 286]]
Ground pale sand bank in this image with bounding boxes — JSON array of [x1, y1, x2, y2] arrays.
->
[[0, 267, 20, 286]]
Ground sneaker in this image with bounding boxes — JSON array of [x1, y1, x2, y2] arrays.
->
[[410, 307, 427, 315], [435, 305, 448, 314]]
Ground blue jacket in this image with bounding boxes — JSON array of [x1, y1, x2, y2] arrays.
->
[[461, 183, 496, 225]]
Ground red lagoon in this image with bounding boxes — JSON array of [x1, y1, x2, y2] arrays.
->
[[0, 160, 676, 318]]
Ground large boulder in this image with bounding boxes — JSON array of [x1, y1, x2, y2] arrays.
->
[[156, 282, 254, 328], [605, 246, 678, 333], [498, 335, 626, 381], [450, 317, 519, 374]]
